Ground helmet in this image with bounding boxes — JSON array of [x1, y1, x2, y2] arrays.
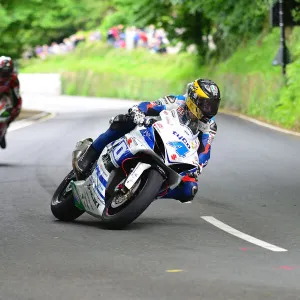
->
[[186, 79, 221, 119], [0, 56, 14, 83]]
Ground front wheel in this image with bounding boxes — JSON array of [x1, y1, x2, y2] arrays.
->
[[101, 169, 164, 229], [51, 170, 84, 221]]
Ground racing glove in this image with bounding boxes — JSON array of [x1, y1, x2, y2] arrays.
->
[[187, 164, 203, 181], [128, 106, 146, 126]]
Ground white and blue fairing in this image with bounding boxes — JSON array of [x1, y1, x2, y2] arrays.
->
[[109, 110, 200, 168], [108, 126, 155, 168], [72, 110, 199, 218]]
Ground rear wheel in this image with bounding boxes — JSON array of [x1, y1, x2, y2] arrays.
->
[[0, 123, 7, 149], [101, 169, 164, 229], [0, 135, 6, 149], [51, 170, 84, 221]]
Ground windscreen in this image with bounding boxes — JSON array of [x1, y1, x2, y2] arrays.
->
[[178, 108, 200, 136]]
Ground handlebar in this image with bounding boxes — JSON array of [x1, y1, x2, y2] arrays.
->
[[124, 111, 157, 127], [143, 118, 157, 127]]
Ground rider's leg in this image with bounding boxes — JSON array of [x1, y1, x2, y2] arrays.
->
[[74, 115, 135, 177], [161, 176, 198, 203], [0, 124, 7, 149], [0, 135, 6, 149]]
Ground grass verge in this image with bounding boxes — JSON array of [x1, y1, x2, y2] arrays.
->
[[21, 27, 300, 130], [17, 110, 44, 121]]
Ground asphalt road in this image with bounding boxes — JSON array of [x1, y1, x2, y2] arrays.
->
[[1, 109, 300, 300]]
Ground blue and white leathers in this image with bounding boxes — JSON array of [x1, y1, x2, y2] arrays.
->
[[72, 109, 204, 217], [88, 95, 217, 204], [137, 94, 217, 168], [93, 94, 217, 169]]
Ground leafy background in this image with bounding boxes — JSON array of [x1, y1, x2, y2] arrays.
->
[[2, 0, 300, 130]]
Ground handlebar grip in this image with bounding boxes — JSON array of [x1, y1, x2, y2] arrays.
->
[[144, 118, 157, 127]]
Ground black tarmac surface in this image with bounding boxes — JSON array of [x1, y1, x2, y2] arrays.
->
[[1, 111, 300, 300]]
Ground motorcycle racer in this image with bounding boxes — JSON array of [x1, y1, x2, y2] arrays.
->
[[74, 78, 221, 202], [0, 56, 22, 149]]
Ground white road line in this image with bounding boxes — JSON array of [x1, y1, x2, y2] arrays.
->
[[220, 110, 300, 137], [8, 112, 55, 132], [201, 216, 288, 252]]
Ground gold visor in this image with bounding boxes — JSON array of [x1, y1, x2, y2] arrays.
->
[[186, 97, 203, 120]]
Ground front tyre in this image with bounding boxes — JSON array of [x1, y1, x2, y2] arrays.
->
[[51, 170, 84, 221], [101, 169, 164, 229]]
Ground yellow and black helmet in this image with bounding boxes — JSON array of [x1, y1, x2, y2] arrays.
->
[[186, 79, 221, 119]]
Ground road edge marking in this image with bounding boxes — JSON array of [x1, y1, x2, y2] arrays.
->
[[8, 112, 56, 132], [166, 269, 184, 273], [220, 110, 300, 138], [201, 216, 288, 252]]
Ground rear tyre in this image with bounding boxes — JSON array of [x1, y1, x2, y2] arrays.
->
[[51, 170, 84, 221], [0, 136, 6, 149], [101, 169, 164, 229]]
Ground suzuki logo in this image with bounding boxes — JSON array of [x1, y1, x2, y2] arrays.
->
[[173, 131, 190, 149]]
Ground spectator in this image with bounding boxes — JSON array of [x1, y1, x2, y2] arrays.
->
[[35, 45, 43, 58], [89, 31, 101, 42], [49, 42, 61, 55], [125, 26, 136, 50], [41, 45, 49, 60], [63, 38, 74, 51], [147, 24, 156, 40], [27, 23, 174, 60], [138, 29, 148, 47], [133, 29, 140, 48]]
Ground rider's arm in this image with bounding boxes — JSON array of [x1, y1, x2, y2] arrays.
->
[[9, 74, 22, 122], [198, 119, 217, 168], [137, 95, 182, 116]]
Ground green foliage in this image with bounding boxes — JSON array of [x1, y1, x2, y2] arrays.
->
[[22, 42, 204, 100], [113, 0, 171, 27], [213, 27, 300, 130], [7, 0, 299, 130], [1, 0, 297, 64], [111, 0, 274, 61], [76, 0, 115, 30], [0, 0, 113, 58], [218, 29, 282, 75], [99, 11, 129, 32], [22, 26, 300, 130], [113, 0, 211, 61], [276, 27, 300, 128], [292, 0, 300, 22]]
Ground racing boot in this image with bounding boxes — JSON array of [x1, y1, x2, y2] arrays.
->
[[161, 175, 198, 203], [0, 136, 6, 149], [72, 138, 100, 180]]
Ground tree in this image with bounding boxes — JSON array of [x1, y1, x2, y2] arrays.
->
[[112, 0, 275, 61], [0, 0, 114, 58]]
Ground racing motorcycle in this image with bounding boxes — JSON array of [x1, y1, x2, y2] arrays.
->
[[0, 92, 13, 149], [51, 109, 200, 229]]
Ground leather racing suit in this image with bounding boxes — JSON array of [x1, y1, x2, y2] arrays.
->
[[91, 94, 217, 202], [0, 72, 22, 123]]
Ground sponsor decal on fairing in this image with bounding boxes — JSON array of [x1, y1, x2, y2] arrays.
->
[[172, 131, 191, 149]]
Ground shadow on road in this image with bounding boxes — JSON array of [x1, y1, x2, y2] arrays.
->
[[52, 217, 200, 231], [0, 163, 21, 168]]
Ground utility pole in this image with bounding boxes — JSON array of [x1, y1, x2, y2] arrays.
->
[[279, 0, 287, 76], [272, 0, 291, 78]]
